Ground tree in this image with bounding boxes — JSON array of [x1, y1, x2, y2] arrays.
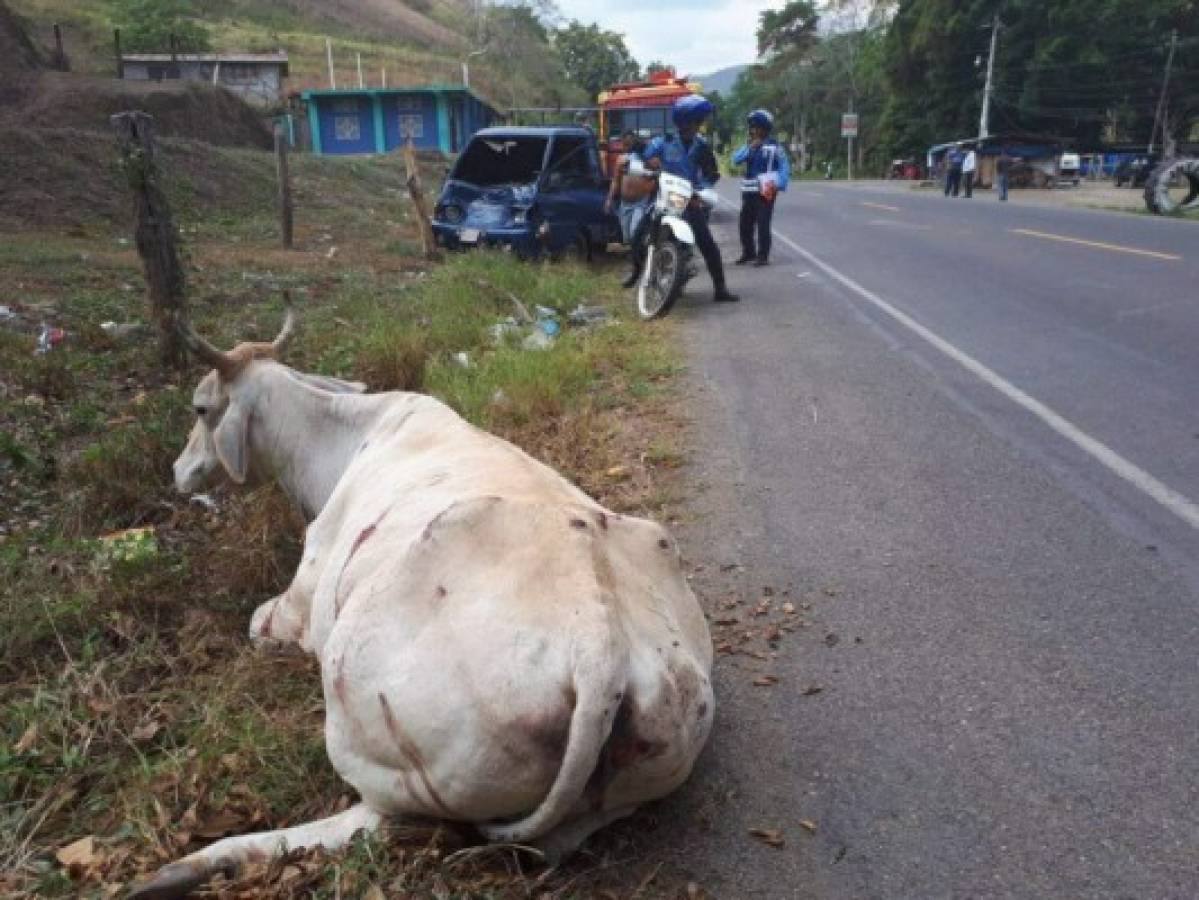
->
[[758, 1, 821, 64], [877, 0, 1198, 155], [108, 0, 211, 53], [554, 20, 641, 99], [483, 1, 585, 108]]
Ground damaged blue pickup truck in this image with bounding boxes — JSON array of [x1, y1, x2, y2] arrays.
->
[[432, 126, 621, 260]]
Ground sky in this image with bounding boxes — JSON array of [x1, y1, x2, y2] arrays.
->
[[552, 0, 781, 75]]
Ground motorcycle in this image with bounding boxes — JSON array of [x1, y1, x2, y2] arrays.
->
[[627, 161, 718, 319]]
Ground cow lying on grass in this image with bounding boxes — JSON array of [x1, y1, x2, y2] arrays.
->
[[133, 303, 714, 897]]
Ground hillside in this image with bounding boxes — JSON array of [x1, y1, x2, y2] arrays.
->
[[7, 0, 557, 107], [696, 64, 748, 95]]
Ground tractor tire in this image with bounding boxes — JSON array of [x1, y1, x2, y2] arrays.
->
[[1145, 158, 1199, 215]]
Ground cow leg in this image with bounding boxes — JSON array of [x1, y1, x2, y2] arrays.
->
[[525, 805, 638, 866], [248, 590, 304, 648], [249, 534, 325, 648], [129, 802, 382, 900]]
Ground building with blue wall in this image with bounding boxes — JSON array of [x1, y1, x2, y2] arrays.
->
[[299, 86, 498, 156]]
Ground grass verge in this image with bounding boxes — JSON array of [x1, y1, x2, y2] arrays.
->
[[1, 146, 689, 897]]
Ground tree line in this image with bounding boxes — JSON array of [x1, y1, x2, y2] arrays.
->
[[721, 0, 1198, 176]]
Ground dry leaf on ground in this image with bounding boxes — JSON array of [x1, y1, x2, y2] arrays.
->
[[748, 827, 785, 848], [753, 675, 779, 687], [56, 835, 103, 873], [14, 724, 37, 753], [799, 819, 818, 833]]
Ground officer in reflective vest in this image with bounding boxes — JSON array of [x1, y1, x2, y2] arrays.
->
[[732, 109, 790, 267]]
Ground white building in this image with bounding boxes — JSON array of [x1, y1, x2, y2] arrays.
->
[[119, 52, 289, 107]]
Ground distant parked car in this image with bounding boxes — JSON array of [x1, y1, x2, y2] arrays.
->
[[432, 126, 620, 260], [1115, 155, 1160, 188], [1058, 152, 1081, 186]]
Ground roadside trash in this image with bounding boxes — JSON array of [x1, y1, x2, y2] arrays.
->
[[534, 305, 560, 337], [522, 329, 554, 351], [567, 304, 611, 327], [488, 318, 523, 345], [189, 493, 218, 512], [505, 291, 534, 324], [100, 321, 148, 341], [452, 351, 474, 369], [0, 305, 15, 323], [35, 324, 66, 354]]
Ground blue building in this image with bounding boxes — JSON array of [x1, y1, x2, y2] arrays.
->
[[299, 86, 499, 156]]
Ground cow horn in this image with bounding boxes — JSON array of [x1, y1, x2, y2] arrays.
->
[[177, 318, 236, 377], [272, 291, 297, 355]]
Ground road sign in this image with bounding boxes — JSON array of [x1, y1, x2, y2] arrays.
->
[[841, 113, 859, 138]]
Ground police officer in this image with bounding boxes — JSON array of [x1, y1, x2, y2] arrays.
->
[[732, 109, 790, 267], [641, 95, 739, 303]]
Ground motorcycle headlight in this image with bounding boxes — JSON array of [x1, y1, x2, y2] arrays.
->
[[666, 192, 689, 212]]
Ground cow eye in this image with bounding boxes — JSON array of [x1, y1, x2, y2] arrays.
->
[[194, 406, 208, 418]]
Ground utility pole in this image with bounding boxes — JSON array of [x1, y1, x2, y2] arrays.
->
[[978, 13, 1000, 140], [1147, 29, 1178, 156]]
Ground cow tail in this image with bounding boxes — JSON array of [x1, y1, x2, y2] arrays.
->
[[479, 624, 625, 844]]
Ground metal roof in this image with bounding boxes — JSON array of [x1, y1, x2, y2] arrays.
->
[[299, 86, 499, 111]]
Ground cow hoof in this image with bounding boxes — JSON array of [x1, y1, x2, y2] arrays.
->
[[127, 860, 212, 899]]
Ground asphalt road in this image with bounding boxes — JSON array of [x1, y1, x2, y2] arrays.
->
[[649, 182, 1199, 898]]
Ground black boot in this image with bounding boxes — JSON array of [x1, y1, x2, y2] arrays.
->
[[753, 257, 769, 267], [713, 287, 740, 303], [734, 253, 754, 265]]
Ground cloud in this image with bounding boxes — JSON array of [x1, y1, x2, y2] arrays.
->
[[553, 0, 778, 74]]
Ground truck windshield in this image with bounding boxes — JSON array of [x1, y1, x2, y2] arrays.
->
[[453, 137, 548, 186]]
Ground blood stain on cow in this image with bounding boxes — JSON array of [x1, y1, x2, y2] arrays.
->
[[570, 518, 588, 530], [658, 538, 671, 550], [596, 511, 609, 531], [434, 585, 447, 599], [334, 507, 391, 616], [377, 693, 455, 818]]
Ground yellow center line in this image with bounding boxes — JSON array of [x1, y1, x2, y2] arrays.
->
[[862, 201, 901, 213], [1010, 228, 1181, 261]]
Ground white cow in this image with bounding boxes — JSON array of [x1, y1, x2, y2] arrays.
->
[[133, 306, 714, 897]]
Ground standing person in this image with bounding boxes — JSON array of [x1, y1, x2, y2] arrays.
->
[[732, 109, 791, 267], [963, 145, 977, 198], [642, 95, 739, 303], [604, 130, 656, 288], [996, 147, 1013, 201], [944, 145, 964, 197]]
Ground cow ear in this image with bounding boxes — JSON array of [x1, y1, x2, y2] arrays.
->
[[213, 401, 251, 484]]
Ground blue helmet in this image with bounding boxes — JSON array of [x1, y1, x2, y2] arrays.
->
[[747, 109, 774, 132], [672, 94, 714, 128]]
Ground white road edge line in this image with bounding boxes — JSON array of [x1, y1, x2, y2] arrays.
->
[[772, 228, 1199, 530]]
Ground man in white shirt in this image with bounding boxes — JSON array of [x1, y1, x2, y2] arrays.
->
[[963, 146, 978, 198]]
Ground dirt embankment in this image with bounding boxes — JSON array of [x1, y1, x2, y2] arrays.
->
[[0, 0, 275, 232]]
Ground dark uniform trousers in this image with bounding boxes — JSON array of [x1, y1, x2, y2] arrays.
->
[[739, 192, 775, 261]]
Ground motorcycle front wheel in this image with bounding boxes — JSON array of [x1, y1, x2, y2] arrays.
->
[[637, 239, 687, 319]]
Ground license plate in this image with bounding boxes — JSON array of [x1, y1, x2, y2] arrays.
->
[[459, 228, 480, 244]]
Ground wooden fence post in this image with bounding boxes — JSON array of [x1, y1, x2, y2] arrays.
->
[[110, 111, 189, 369], [403, 140, 439, 260], [274, 123, 294, 249]]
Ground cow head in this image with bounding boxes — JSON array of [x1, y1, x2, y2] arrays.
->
[[172, 298, 299, 493]]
